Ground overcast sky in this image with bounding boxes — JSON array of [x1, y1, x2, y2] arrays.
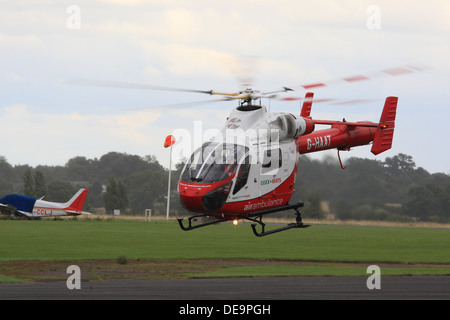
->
[[0, 0, 449, 173]]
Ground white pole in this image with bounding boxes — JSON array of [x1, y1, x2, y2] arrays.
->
[[166, 144, 172, 220]]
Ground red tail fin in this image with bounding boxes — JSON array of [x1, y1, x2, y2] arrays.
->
[[301, 92, 314, 118], [371, 97, 398, 155], [64, 189, 89, 211]]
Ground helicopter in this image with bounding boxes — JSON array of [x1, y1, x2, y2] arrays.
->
[[176, 90, 397, 236], [69, 64, 422, 236]]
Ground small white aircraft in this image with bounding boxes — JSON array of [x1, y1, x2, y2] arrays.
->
[[0, 188, 90, 219]]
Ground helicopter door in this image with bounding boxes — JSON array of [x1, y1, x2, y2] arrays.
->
[[230, 154, 260, 200], [232, 154, 251, 195]]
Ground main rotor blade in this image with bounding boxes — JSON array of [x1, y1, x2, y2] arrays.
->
[[65, 78, 217, 95], [279, 96, 380, 106], [295, 64, 428, 91], [221, 94, 251, 101]]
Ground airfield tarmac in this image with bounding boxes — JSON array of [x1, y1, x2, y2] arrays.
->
[[0, 276, 449, 300], [1, 219, 449, 301]]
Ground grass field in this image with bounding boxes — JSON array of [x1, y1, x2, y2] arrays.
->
[[0, 218, 449, 283]]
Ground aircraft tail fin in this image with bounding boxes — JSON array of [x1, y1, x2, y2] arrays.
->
[[64, 188, 89, 211], [301, 92, 314, 118], [371, 96, 398, 155]]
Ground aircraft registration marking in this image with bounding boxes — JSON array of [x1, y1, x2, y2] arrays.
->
[[33, 208, 53, 216], [306, 135, 331, 150]]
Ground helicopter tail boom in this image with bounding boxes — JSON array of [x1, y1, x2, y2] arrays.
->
[[296, 96, 398, 155]]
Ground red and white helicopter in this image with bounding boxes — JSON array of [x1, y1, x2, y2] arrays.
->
[[70, 65, 422, 236], [176, 90, 397, 236]]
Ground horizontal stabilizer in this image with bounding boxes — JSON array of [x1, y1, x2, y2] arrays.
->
[[66, 210, 91, 215]]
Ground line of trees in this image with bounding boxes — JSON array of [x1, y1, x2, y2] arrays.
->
[[0, 152, 181, 215], [0, 152, 449, 223], [290, 153, 450, 223]]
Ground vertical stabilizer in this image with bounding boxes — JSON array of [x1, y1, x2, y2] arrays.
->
[[371, 96, 398, 155], [301, 92, 314, 118], [64, 188, 89, 211]]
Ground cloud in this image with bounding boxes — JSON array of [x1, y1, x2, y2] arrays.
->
[[0, 104, 166, 166], [0, 1, 448, 173], [93, 0, 161, 5], [0, 33, 41, 46], [140, 41, 233, 79]]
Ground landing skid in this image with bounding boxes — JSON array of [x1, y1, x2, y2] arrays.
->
[[247, 202, 310, 237], [177, 202, 310, 237], [177, 214, 224, 231]]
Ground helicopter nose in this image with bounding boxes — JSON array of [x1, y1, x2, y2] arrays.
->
[[179, 185, 208, 213], [179, 181, 232, 213]]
